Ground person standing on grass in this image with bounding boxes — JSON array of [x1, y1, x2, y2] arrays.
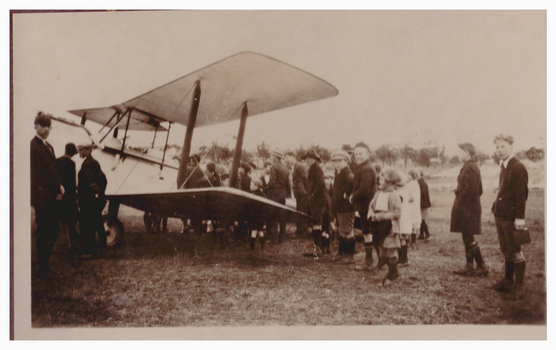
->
[[349, 142, 377, 271], [286, 151, 310, 236], [57, 143, 80, 254], [491, 134, 528, 300], [417, 168, 432, 241], [406, 169, 421, 249], [302, 150, 330, 257], [77, 142, 108, 257], [396, 172, 412, 267], [368, 168, 402, 287], [266, 150, 291, 243], [329, 150, 356, 263], [450, 143, 489, 277], [31, 112, 64, 278], [248, 177, 267, 253]]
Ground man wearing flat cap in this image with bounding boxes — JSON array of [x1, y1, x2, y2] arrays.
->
[[285, 151, 309, 236], [330, 150, 356, 263], [31, 112, 64, 277], [267, 150, 291, 243], [77, 142, 108, 256], [302, 149, 330, 256], [57, 143, 80, 253]]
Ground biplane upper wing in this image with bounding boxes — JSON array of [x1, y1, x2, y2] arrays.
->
[[68, 106, 168, 132], [107, 187, 313, 223], [77, 51, 338, 128]]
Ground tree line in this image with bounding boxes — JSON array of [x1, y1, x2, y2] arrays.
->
[[161, 141, 544, 168]]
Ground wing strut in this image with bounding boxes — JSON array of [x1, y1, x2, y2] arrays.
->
[[176, 80, 201, 188], [121, 109, 132, 153], [229, 102, 249, 188], [99, 109, 129, 143], [160, 122, 172, 170]]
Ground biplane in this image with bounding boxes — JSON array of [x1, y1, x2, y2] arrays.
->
[[53, 52, 338, 246]]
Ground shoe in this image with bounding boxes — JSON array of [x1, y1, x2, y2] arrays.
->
[[354, 263, 374, 271], [510, 284, 525, 300], [381, 279, 394, 287], [491, 279, 514, 293], [331, 254, 343, 262], [398, 262, 410, 268], [453, 264, 474, 276], [472, 265, 489, 277]]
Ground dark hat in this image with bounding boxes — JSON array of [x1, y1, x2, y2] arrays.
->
[[301, 149, 321, 161], [206, 162, 216, 173], [240, 162, 252, 172], [34, 112, 52, 127], [65, 143, 78, 156], [353, 142, 370, 152], [271, 150, 284, 159], [458, 142, 476, 157]]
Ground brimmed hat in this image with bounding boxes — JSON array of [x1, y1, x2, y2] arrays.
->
[[301, 149, 321, 161], [271, 150, 284, 159], [77, 142, 94, 149], [331, 150, 350, 162], [65, 143, 78, 156], [240, 162, 252, 172]]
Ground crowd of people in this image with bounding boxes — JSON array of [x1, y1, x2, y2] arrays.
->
[[31, 111, 530, 299]]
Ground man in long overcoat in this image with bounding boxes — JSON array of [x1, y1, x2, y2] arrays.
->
[[57, 143, 80, 252], [77, 143, 108, 255], [267, 150, 291, 243], [417, 169, 431, 240], [31, 112, 64, 277], [450, 143, 488, 277], [286, 152, 309, 235], [302, 150, 330, 255]]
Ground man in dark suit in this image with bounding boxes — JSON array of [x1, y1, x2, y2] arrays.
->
[[286, 151, 309, 236], [31, 112, 64, 278], [417, 169, 432, 241], [77, 142, 108, 256], [57, 143, 80, 253], [491, 134, 529, 299], [349, 142, 377, 271], [267, 150, 291, 243], [302, 150, 330, 256]]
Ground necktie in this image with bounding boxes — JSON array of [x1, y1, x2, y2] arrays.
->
[[499, 163, 506, 187], [45, 142, 54, 157]]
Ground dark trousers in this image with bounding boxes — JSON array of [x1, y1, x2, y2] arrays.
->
[[34, 200, 60, 275], [268, 197, 287, 241], [295, 194, 309, 234], [79, 199, 107, 252]]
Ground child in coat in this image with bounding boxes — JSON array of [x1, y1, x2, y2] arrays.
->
[[249, 177, 267, 252], [368, 168, 403, 287]]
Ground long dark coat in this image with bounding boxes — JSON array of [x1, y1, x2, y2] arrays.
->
[[492, 157, 528, 222], [267, 160, 291, 204], [307, 162, 328, 210], [450, 159, 482, 234]]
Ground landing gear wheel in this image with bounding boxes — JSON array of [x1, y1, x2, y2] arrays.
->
[[103, 216, 124, 248]]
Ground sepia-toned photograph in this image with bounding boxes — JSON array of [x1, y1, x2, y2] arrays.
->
[[10, 6, 548, 341]]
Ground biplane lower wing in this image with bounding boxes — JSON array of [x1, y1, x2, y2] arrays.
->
[[107, 187, 313, 224]]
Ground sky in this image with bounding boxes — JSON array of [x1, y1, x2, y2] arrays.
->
[[11, 9, 547, 158]]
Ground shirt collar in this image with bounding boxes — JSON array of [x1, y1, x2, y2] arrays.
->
[[501, 155, 514, 168], [36, 134, 48, 144]]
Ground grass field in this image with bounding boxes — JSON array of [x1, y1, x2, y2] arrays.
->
[[30, 181, 545, 329]]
